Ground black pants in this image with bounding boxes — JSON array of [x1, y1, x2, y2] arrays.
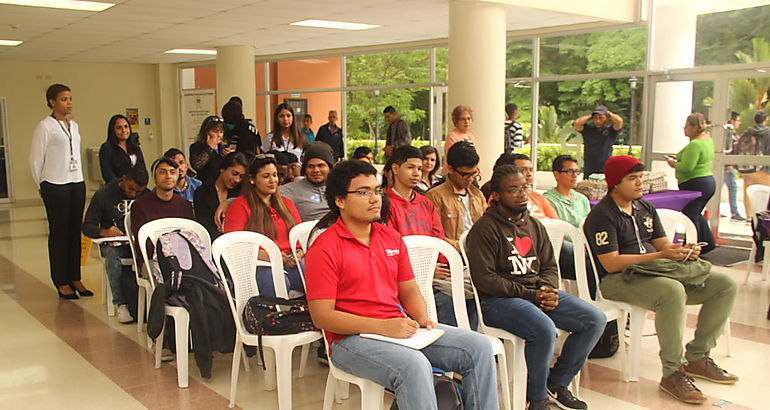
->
[[678, 175, 716, 253], [40, 181, 86, 287]]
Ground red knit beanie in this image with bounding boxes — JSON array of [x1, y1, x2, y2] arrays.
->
[[604, 155, 643, 191]]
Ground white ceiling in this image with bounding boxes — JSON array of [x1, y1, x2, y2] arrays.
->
[[0, 0, 603, 64]]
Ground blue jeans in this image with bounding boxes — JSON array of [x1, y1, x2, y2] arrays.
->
[[434, 288, 479, 330], [724, 167, 739, 217], [330, 324, 498, 410], [99, 243, 138, 317], [679, 175, 716, 253], [481, 291, 606, 401], [256, 261, 305, 296]]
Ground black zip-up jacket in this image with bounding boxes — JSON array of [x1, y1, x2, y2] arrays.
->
[[466, 206, 558, 302]]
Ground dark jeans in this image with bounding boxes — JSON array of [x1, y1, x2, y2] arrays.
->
[[255, 262, 305, 296], [40, 181, 85, 287], [434, 288, 478, 330], [678, 175, 716, 253], [481, 291, 606, 401]]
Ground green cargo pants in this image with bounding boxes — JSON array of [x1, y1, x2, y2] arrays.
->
[[600, 271, 737, 377]]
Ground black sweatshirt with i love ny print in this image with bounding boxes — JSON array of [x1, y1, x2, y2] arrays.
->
[[466, 206, 559, 303]]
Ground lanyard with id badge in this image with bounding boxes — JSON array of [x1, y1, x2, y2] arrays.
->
[[53, 115, 78, 172]]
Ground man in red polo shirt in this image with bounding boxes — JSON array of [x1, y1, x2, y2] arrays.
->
[[305, 160, 498, 410]]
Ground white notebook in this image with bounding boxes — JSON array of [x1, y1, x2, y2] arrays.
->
[[360, 328, 445, 350]]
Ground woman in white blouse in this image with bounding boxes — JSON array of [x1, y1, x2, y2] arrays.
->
[[30, 84, 91, 299], [260, 103, 307, 162]]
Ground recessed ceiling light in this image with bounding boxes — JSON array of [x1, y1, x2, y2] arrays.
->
[[165, 48, 217, 55], [0, 1, 115, 12], [290, 19, 380, 30], [0, 39, 23, 46]]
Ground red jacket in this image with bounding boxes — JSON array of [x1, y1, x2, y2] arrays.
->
[[385, 188, 445, 239]]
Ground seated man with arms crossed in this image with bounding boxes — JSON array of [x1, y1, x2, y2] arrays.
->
[[82, 165, 148, 323], [426, 141, 485, 329], [305, 160, 498, 410], [584, 155, 738, 404], [467, 164, 605, 410]]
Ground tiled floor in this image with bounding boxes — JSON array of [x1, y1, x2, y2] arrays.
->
[[0, 201, 768, 409]]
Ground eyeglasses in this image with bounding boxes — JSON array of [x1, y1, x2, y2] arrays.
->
[[557, 170, 582, 176], [508, 184, 532, 195], [254, 153, 275, 160], [346, 188, 383, 198], [456, 169, 480, 179], [210, 116, 224, 123]]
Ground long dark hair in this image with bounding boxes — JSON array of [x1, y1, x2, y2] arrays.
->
[[242, 155, 296, 237], [270, 103, 307, 150], [419, 145, 440, 184], [312, 160, 387, 238], [107, 114, 140, 158]]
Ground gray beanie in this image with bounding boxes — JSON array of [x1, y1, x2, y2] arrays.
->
[[302, 141, 336, 174]]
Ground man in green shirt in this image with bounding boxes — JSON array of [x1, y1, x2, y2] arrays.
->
[[545, 154, 591, 229], [544, 155, 596, 295]]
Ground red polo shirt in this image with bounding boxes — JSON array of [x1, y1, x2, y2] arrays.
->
[[223, 195, 302, 254], [305, 218, 415, 344]]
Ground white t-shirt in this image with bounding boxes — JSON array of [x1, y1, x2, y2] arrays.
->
[[30, 116, 84, 185], [261, 132, 304, 163]]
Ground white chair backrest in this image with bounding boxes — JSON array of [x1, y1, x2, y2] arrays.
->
[[124, 209, 142, 277], [459, 231, 494, 334], [212, 231, 287, 334], [289, 221, 318, 254], [747, 184, 770, 220], [579, 222, 611, 303], [657, 209, 697, 244], [137, 218, 212, 288], [402, 235, 470, 328], [541, 219, 592, 300]]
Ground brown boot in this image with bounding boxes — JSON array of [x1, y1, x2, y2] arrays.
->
[[684, 354, 739, 384], [659, 367, 707, 404]]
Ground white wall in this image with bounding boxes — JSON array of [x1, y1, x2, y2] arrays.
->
[[0, 60, 181, 202]]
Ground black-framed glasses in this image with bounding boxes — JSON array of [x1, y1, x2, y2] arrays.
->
[[346, 188, 384, 198], [508, 184, 532, 195], [456, 169, 480, 179], [557, 170, 581, 176]]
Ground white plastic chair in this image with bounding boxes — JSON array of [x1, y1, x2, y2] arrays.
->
[[138, 217, 212, 388], [403, 235, 512, 410], [744, 184, 770, 283], [124, 210, 153, 337], [212, 231, 321, 409], [657, 209, 732, 357], [540, 219, 628, 383], [459, 231, 527, 410], [91, 235, 130, 317], [320, 328, 387, 410], [288, 221, 317, 286]]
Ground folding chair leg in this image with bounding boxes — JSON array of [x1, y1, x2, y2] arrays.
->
[[298, 343, 310, 378], [263, 348, 277, 391], [229, 339, 242, 408], [322, 371, 336, 410], [242, 347, 251, 372], [723, 321, 733, 357], [744, 245, 756, 284], [628, 309, 646, 382], [496, 353, 512, 410], [174, 314, 190, 388], [137, 287, 146, 334], [154, 322, 165, 369], [275, 346, 294, 410]]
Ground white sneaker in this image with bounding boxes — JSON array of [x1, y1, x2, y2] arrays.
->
[[116, 305, 133, 324]]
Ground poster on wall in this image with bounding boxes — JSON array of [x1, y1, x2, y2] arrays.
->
[[126, 108, 139, 126], [181, 88, 216, 148]]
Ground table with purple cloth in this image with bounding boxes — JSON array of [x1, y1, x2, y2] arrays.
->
[[589, 190, 702, 211]]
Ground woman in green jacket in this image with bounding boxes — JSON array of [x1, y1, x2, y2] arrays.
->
[[667, 112, 716, 253]]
